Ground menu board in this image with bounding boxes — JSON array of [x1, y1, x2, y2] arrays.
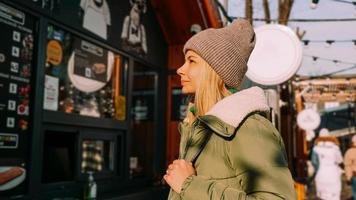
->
[[0, 2, 36, 195], [73, 39, 108, 83]]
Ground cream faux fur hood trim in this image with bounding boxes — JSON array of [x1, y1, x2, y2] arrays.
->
[[206, 86, 270, 128]]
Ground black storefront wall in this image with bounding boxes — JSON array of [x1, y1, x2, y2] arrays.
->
[[9, 0, 168, 68], [0, 0, 168, 199]]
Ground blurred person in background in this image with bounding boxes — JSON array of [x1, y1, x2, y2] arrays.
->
[[312, 128, 343, 200], [344, 134, 356, 200]]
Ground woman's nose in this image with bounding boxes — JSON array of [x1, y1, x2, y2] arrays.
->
[[177, 62, 187, 76], [176, 65, 184, 76]]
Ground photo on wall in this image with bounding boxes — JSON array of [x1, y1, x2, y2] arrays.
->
[[0, 166, 26, 192], [79, 0, 111, 40], [120, 0, 147, 55], [72, 39, 109, 83]]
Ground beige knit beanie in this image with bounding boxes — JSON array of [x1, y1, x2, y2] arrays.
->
[[183, 19, 256, 88]]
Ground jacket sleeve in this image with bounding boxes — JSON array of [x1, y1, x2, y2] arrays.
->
[[179, 116, 296, 200]]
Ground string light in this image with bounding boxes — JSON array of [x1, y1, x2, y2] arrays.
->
[[302, 39, 354, 44], [229, 17, 356, 22], [308, 65, 356, 78], [215, 0, 356, 23], [310, 0, 320, 9], [329, 0, 356, 5], [312, 56, 319, 65], [325, 40, 335, 48], [311, 0, 356, 17], [333, 60, 340, 66], [303, 40, 310, 49], [301, 39, 356, 48], [316, 0, 356, 7], [305, 55, 356, 66]]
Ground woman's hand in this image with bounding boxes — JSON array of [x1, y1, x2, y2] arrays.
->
[[164, 159, 196, 193]]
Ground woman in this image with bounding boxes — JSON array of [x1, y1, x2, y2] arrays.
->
[[312, 128, 342, 200], [164, 19, 296, 200]]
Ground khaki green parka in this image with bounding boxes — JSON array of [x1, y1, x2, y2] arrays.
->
[[168, 87, 296, 200]]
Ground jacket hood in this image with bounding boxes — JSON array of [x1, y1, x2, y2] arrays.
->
[[198, 86, 270, 138]]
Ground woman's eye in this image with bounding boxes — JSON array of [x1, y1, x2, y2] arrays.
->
[[189, 59, 195, 64]]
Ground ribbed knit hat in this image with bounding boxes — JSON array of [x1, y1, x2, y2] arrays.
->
[[183, 19, 256, 88]]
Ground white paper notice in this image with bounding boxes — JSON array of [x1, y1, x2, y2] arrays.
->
[[43, 75, 59, 111]]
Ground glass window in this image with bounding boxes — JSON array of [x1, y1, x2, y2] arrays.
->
[[129, 62, 157, 179], [42, 130, 77, 183], [171, 88, 189, 121], [81, 140, 114, 173], [44, 24, 127, 120]]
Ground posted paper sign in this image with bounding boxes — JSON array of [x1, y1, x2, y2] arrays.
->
[[43, 75, 59, 111]]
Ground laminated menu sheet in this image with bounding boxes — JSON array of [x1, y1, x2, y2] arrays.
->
[[0, 2, 36, 195]]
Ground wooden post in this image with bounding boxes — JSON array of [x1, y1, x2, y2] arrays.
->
[[278, 0, 294, 25], [262, 0, 271, 24], [294, 89, 306, 200], [246, 0, 253, 25]]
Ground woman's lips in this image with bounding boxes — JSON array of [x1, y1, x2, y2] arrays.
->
[[181, 80, 189, 85]]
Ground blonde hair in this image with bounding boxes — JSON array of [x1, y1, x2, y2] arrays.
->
[[193, 62, 231, 117]]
